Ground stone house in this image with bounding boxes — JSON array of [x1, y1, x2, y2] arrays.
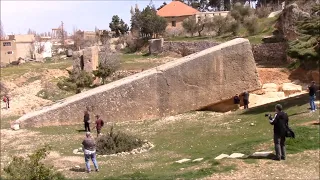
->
[[157, 1, 230, 34], [0, 34, 35, 65], [157, 0, 199, 33]]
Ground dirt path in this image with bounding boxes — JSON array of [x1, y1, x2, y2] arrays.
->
[[204, 150, 320, 180]]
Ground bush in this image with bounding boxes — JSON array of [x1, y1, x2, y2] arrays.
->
[[57, 70, 94, 93], [230, 2, 253, 22], [255, 6, 272, 18], [3, 145, 66, 180], [244, 15, 259, 35], [96, 126, 143, 155], [229, 19, 241, 36], [123, 34, 147, 53], [182, 17, 197, 37]]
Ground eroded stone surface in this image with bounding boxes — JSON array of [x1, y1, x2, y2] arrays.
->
[[17, 38, 261, 128]]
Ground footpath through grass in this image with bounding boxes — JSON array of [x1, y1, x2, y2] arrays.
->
[[17, 93, 319, 180]]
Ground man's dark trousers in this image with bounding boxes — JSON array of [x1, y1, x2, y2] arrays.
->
[[274, 134, 286, 159], [85, 122, 90, 132]]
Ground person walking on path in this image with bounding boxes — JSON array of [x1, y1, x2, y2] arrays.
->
[[84, 110, 91, 132], [95, 115, 104, 137], [242, 91, 250, 109], [268, 104, 289, 161], [82, 132, 99, 173], [3, 95, 10, 109], [308, 81, 317, 112]]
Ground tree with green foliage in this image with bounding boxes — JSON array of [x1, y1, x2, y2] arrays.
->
[[243, 15, 259, 35], [93, 43, 120, 85], [139, 5, 167, 38], [288, 5, 320, 69], [109, 15, 129, 37], [182, 17, 198, 36], [4, 145, 66, 180], [57, 69, 94, 93], [196, 16, 210, 36], [230, 2, 253, 23]]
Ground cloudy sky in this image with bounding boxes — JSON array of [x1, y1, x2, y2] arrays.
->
[[1, 0, 170, 35]]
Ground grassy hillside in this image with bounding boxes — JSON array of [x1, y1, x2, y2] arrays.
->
[[166, 17, 278, 45], [1, 93, 316, 179]]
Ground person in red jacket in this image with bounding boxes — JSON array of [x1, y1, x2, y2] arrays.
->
[[95, 115, 104, 137], [3, 95, 10, 109]]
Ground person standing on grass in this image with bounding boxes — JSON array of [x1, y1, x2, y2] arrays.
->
[[242, 91, 250, 109], [82, 132, 99, 173], [84, 110, 91, 132], [308, 81, 317, 112], [268, 104, 288, 161], [95, 115, 104, 137]]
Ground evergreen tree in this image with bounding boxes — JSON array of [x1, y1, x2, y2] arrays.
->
[[109, 15, 129, 37], [288, 5, 320, 68]]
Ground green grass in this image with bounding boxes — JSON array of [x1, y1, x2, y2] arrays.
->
[[167, 17, 278, 45], [120, 53, 164, 70], [0, 59, 72, 79], [0, 116, 20, 129], [16, 93, 319, 180]]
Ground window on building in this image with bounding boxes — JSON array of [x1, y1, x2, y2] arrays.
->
[[3, 42, 11, 46], [7, 51, 13, 54], [172, 21, 176, 27]]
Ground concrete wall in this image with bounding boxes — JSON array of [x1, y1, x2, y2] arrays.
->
[[17, 38, 261, 128], [15, 42, 33, 59], [0, 40, 16, 64]]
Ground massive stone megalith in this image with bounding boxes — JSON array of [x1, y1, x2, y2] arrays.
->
[[18, 38, 261, 128]]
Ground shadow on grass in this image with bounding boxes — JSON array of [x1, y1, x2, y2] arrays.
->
[[246, 153, 275, 160], [69, 167, 86, 172], [76, 129, 86, 132], [241, 92, 319, 115]]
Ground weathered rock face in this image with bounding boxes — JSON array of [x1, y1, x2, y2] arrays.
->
[[276, 3, 310, 40], [149, 38, 164, 55], [72, 46, 99, 72], [163, 41, 220, 56], [252, 43, 288, 66], [17, 38, 261, 128]]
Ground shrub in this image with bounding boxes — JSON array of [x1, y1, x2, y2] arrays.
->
[[207, 15, 228, 36], [229, 19, 241, 36], [57, 70, 94, 93], [93, 44, 120, 85], [230, 2, 253, 22], [244, 15, 259, 35], [182, 17, 197, 37], [255, 6, 272, 18], [96, 126, 143, 155], [3, 145, 66, 180]]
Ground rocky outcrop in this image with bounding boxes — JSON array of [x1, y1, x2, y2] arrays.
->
[[149, 38, 164, 55], [17, 38, 261, 128], [72, 46, 99, 72], [276, 3, 310, 40]]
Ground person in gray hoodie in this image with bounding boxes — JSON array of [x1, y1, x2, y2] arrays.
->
[[82, 132, 99, 173]]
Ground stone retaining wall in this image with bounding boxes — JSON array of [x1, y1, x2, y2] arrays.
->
[[17, 38, 261, 128], [252, 42, 288, 66]]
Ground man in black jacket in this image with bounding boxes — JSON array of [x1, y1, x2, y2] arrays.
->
[[84, 110, 91, 132], [268, 104, 288, 161]]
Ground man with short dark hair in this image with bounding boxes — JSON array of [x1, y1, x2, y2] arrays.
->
[[308, 81, 317, 112], [82, 132, 99, 173], [268, 104, 289, 161], [84, 111, 91, 132]]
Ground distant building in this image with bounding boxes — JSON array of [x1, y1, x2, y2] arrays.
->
[[157, 1, 229, 31], [35, 37, 53, 58], [0, 34, 35, 64], [157, 1, 199, 31]]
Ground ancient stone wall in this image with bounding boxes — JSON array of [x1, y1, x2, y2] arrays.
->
[[72, 46, 99, 72], [252, 42, 288, 66], [17, 38, 261, 128]]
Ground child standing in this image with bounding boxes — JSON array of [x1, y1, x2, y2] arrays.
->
[[95, 115, 104, 137]]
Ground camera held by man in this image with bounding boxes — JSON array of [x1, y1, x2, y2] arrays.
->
[[266, 104, 295, 161]]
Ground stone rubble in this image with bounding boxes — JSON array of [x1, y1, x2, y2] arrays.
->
[[175, 158, 191, 163], [72, 141, 155, 157]]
